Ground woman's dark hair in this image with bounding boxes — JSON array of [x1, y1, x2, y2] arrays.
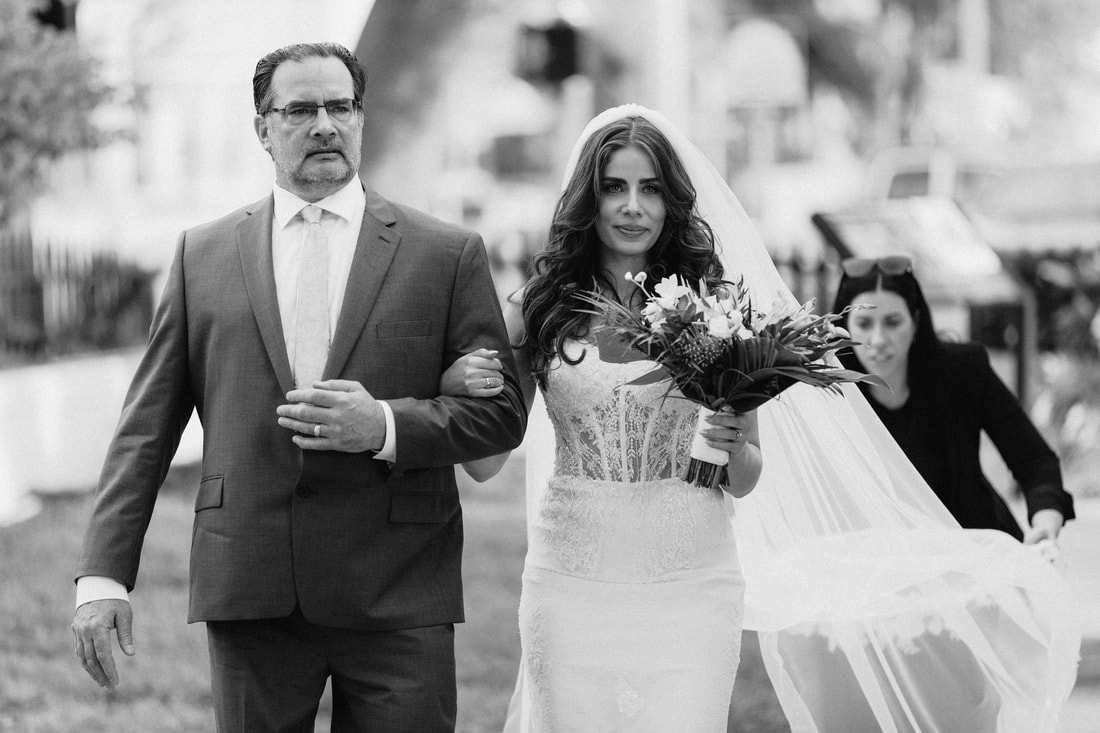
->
[[830, 266, 942, 394], [523, 116, 725, 386]]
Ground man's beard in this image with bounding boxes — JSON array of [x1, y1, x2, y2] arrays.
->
[[293, 150, 358, 188], [292, 162, 355, 189]]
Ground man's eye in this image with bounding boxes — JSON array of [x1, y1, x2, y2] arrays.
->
[[286, 106, 312, 120], [329, 102, 353, 116]]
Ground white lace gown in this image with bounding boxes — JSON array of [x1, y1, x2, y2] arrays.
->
[[517, 340, 744, 732]]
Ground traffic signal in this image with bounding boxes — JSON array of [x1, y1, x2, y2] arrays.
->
[[35, 0, 78, 31], [517, 20, 578, 85]]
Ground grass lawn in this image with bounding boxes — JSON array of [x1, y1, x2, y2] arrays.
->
[[0, 454, 788, 732]]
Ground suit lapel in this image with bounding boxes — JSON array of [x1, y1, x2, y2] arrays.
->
[[237, 196, 295, 394], [324, 187, 400, 380]]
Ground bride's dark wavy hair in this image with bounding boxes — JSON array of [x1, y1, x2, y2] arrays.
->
[[523, 116, 726, 387]]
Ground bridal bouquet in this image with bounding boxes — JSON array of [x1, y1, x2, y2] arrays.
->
[[581, 272, 879, 489]]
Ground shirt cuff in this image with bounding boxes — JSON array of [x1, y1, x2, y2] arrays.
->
[[76, 575, 129, 609], [374, 400, 396, 462]]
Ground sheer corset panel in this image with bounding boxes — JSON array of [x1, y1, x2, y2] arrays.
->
[[544, 339, 697, 483], [532, 340, 739, 582]]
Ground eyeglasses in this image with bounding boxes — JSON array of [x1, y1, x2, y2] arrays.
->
[[840, 256, 913, 278], [264, 98, 361, 125]]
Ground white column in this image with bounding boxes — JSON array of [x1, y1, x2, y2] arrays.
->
[[959, 0, 991, 73], [651, 0, 692, 130]]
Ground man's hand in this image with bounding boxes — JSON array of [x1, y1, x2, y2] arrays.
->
[[72, 599, 135, 688], [276, 379, 385, 452]]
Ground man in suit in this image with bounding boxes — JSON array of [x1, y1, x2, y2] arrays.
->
[[71, 42, 526, 732]]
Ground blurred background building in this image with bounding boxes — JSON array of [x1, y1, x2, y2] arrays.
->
[[4, 0, 1100, 504], [23, 0, 1100, 301]]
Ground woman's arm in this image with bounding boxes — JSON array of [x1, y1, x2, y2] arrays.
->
[[704, 409, 762, 498], [964, 343, 1073, 540], [439, 294, 535, 482]]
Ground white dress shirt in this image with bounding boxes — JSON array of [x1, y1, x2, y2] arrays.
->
[[76, 178, 397, 608]]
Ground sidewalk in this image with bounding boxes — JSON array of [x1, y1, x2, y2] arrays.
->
[[0, 349, 201, 525]]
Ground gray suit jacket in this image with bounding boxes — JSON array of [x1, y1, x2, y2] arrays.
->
[[76, 185, 526, 630]]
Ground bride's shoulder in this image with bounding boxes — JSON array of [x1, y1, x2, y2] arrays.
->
[[506, 284, 527, 306], [503, 287, 527, 342]]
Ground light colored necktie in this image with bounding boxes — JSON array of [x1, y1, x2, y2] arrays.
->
[[293, 204, 329, 389]]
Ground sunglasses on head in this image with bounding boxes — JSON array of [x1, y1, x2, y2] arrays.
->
[[840, 256, 913, 278]]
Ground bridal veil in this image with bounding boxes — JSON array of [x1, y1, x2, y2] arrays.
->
[[505, 104, 1079, 732]]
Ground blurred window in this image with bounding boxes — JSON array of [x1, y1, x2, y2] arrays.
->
[[887, 171, 931, 199], [481, 134, 550, 180]]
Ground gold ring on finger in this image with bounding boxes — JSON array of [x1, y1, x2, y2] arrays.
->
[[314, 424, 322, 438]]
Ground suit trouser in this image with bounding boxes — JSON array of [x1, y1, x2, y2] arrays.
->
[[206, 607, 456, 733]]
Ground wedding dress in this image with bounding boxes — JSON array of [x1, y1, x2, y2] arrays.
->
[[505, 105, 1079, 733], [517, 338, 743, 732]]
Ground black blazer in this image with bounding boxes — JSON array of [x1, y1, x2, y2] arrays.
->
[[857, 342, 1073, 540]]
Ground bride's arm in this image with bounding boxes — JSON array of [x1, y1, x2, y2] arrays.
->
[[705, 409, 762, 498], [440, 294, 534, 482]]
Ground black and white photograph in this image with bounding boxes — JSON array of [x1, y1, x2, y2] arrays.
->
[[2, 1, 1099, 731]]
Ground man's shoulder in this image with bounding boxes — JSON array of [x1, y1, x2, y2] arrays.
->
[[369, 190, 475, 244], [185, 196, 271, 240]]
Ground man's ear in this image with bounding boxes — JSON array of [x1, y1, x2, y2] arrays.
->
[[254, 115, 273, 157]]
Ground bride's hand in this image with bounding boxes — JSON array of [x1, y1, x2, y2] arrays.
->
[[440, 348, 504, 397], [704, 408, 762, 497], [703, 408, 755, 460]]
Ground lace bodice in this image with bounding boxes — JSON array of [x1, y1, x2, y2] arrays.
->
[[528, 339, 736, 582], [543, 339, 697, 483]]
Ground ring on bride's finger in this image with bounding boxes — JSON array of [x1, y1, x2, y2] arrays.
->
[[313, 424, 322, 438], [484, 377, 492, 388], [734, 430, 743, 442]]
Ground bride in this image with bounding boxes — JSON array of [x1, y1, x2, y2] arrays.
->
[[443, 105, 1080, 732], [449, 110, 762, 730]]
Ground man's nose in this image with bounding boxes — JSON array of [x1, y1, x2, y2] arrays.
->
[[310, 108, 338, 136]]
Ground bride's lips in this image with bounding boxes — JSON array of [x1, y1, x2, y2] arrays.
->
[[615, 225, 649, 239]]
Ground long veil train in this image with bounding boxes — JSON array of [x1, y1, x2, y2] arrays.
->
[[504, 104, 1079, 733]]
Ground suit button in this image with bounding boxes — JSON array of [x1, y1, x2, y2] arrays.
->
[[296, 484, 315, 498]]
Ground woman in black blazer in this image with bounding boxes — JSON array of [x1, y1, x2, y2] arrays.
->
[[831, 255, 1074, 544]]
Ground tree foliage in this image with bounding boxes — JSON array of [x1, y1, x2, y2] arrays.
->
[[0, 0, 112, 224]]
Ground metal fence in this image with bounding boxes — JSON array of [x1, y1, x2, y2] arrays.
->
[[775, 255, 839, 312], [0, 230, 156, 365]]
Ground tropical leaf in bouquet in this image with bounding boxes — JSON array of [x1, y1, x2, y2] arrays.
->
[[577, 276, 883, 414]]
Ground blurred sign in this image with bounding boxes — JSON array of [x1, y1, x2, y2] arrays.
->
[[517, 20, 578, 85], [812, 196, 1019, 305]]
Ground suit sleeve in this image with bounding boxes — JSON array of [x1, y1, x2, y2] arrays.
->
[[385, 232, 527, 477], [75, 233, 196, 589], [968, 344, 1075, 524]]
